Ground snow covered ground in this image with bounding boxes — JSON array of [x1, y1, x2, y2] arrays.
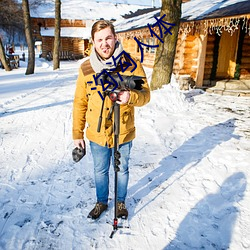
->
[[0, 50, 250, 250]]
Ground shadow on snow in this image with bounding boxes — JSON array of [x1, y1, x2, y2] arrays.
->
[[0, 100, 72, 117], [164, 172, 247, 249], [126, 118, 244, 247], [128, 118, 239, 213]]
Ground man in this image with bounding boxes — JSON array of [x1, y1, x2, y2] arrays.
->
[[72, 20, 150, 220]]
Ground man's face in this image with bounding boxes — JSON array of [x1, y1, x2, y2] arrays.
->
[[93, 27, 117, 60]]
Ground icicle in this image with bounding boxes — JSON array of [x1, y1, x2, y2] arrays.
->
[[179, 15, 250, 37]]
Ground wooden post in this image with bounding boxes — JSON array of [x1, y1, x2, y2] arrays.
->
[[195, 32, 207, 88]]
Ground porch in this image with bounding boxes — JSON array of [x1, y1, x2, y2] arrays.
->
[[205, 79, 250, 97]]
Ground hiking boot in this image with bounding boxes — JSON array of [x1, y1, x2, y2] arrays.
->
[[117, 202, 128, 219], [87, 202, 108, 220]]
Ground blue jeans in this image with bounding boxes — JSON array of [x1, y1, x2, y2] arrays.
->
[[90, 141, 132, 205]]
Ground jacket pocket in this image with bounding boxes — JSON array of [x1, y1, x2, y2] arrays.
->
[[120, 106, 135, 134]]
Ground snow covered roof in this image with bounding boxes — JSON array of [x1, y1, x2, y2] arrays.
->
[[114, 9, 160, 33], [30, 0, 152, 20], [182, 0, 250, 21], [114, 0, 250, 33], [40, 27, 91, 39]]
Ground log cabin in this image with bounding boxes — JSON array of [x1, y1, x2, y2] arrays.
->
[[30, 1, 153, 61], [31, 18, 92, 60], [114, 0, 250, 94]]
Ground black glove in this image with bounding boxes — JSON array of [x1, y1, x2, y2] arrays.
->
[[72, 146, 86, 162]]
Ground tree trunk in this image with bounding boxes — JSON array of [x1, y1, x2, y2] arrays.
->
[[53, 0, 61, 70], [0, 37, 11, 71], [22, 0, 35, 75], [151, 0, 182, 90]]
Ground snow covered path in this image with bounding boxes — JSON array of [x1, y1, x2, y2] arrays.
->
[[0, 59, 250, 249]]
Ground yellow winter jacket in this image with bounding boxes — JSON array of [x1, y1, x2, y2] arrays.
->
[[72, 55, 150, 148]]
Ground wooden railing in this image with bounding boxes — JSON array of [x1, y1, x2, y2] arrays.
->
[[46, 51, 83, 61]]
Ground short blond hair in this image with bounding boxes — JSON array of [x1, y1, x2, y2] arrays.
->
[[91, 20, 116, 40]]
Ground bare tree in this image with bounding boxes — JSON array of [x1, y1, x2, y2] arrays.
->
[[0, 0, 24, 37], [0, 37, 11, 71], [29, 0, 47, 8], [53, 0, 61, 70], [0, 0, 23, 71], [150, 0, 182, 90], [22, 0, 35, 75]]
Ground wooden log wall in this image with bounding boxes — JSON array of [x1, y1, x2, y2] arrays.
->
[[173, 35, 185, 74], [120, 31, 200, 76], [41, 37, 53, 58], [173, 34, 199, 80], [121, 38, 136, 56], [61, 38, 74, 52], [72, 38, 87, 56], [203, 33, 215, 82], [184, 35, 198, 79], [41, 37, 86, 59], [118, 36, 156, 68], [32, 18, 86, 29]]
